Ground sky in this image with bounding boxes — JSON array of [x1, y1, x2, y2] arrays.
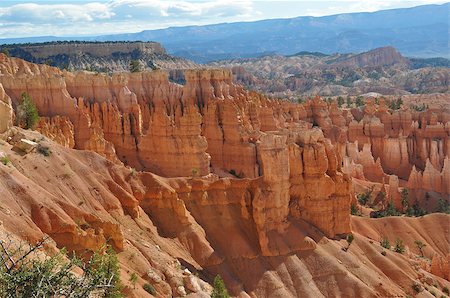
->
[[0, 0, 447, 38]]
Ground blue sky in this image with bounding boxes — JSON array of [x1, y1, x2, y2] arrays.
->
[[0, 0, 447, 38]]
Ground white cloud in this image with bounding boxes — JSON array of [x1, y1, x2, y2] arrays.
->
[[0, 0, 445, 38]]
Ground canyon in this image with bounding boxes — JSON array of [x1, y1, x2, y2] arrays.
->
[[211, 46, 450, 97], [0, 53, 449, 297]]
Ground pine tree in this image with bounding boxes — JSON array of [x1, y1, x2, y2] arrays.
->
[[211, 275, 230, 298], [17, 92, 39, 129]]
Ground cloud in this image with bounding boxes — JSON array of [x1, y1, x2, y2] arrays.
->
[[0, 0, 445, 38], [0, 0, 255, 38]]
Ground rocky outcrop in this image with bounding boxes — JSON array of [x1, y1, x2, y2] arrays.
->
[[0, 82, 13, 133], [0, 54, 449, 297], [3, 41, 198, 72], [333, 46, 408, 68]]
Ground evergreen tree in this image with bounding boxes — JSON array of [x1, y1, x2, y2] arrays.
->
[[211, 275, 230, 298], [17, 92, 39, 129]]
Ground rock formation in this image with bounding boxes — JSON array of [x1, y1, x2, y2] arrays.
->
[[0, 54, 448, 297]]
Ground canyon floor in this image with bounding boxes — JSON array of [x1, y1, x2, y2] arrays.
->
[[0, 52, 449, 297]]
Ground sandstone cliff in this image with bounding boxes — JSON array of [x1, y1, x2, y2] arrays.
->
[[0, 54, 448, 297]]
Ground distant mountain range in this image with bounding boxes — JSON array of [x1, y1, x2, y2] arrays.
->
[[0, 3, 448, 63], [210, 46, 450, 97]]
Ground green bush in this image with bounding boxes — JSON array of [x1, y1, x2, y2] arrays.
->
[[37, 144, 51, 156], [129, 60, 142, 73], [388, 97, 403, 110], [0, 155, 10, 165], [211, 275, 230, 298], [350, 204, 361, 216], [355, 96, 365, 107], [16, 92, 39, 129], [0, 238, 123, 298], [346, 233, 354, 250], [143, 283, 156, 295], [394, 238, 405, 254], [357, 188, 372, 206], [380, 237, 391, 249], [442, 286, 449, 295]]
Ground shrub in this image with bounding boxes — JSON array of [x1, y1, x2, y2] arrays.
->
[[16, 92, 39, 130], [406, 202, 427, 217], [346, 97, 352, 107], [129, 272, 138, 289], [381, 250, 387, 256], [211, 275, 230, 298], [346, 233, 354, 251], [355, 96, 365, 107], [0, 237, 123, 298], [357, 191, 371, 206], [1, 48, 9, 57], [410, 103, 427, 112], [437, 198, 450, 214], [129, 60, 142, 73], [337, 96, 344, 107], [400, 188, 409, 210], [0, 155, 10, 165], [394, 238, 405, 254], [442, 286, 449, 295], [384, 201, 399, 217], [430, 290, 437, 297], [143, 283, 156, 295], [380, 237, 391, 249], [388, 97, 403, 110], [37, 144, 51, 156], [350, 204, 361, 216]]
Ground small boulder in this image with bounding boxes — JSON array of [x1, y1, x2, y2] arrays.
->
[[13, 139, 38, 153]]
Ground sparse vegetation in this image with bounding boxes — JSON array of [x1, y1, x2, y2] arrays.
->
[[400, 188, 409, 211], [0, 237, 123, 297], [410, 103, 427, 112], [387, 97, 403, 110], [442, 286, 449, 295], [355, 96, 364, 107], [371, 200, 399, 218], [344, 233, 354, 251], [211, 275, 230, 298], [191, 168, 199, 177], [414, 240, 427, 257], [0, 155, 10, 165], [394, 238, 405, 254], [406, 201, 427, 217], [346, 96, 352, 107], [380, 237, 391, 249], [350, 203, 361, 216], [129, 272, 138, 289], [437, 198, 450, 214], [37, 144, 51, 156], [129, 60, 142, 73], [16, 92, 39, 130], [143, 283, 156, 295], [1, 48, 9, 57], [357, 187, 373, 206]]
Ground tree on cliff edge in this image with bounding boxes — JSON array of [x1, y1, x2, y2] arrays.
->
[[16, 92, 39, 129], [129, 60, 142, 72], [211, 275, 230, 298]]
